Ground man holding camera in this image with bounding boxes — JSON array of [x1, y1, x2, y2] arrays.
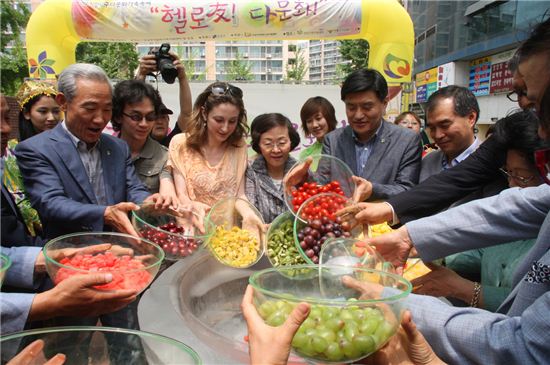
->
[[136, 45, 192, 147]]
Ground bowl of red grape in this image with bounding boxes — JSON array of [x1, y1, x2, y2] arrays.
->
[[132, 204, 214, 260], [294, 193, 363, 264]]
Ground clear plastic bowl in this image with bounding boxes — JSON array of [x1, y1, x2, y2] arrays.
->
[[266, 211, 307, 268], [249, 265, 412, 363], [0, 326, 201, 364], [206, 197, 265, 268], [43, 232, 164, 294], [283, 154, 356, 215], [320, 237, 395, 273], [0, 253, 11, 287], [132, 203, 214, 260], [293, 193, 363, 264]]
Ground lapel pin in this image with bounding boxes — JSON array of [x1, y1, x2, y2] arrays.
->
[[380, 138, 386, 143], [106, 150, 111, 156]]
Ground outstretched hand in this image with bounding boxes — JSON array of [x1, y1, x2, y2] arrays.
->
[[241, 285, 311, 365], [283, 157, 313, 196], [367, 225, 414, 273], [361, 311, 446, 365], [7, 339, 66, 365]]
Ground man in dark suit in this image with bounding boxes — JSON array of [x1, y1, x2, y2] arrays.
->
[[322, 69, 421, 201], [15, 63, 172, 240]]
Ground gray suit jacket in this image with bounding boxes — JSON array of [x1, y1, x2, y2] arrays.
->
[[404, 184, 550, 364], [15, 124, 150, 239], [322, 122, 421, 200], [420, 150, 444, 182]]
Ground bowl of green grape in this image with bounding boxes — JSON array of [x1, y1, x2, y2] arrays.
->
[[248, 265, 411, 363]]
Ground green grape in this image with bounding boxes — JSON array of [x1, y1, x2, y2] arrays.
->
[[317, 328, 337, 343], [312, 336, 329, 353], [305, 328, 317, 338], [309, 307, 323, 320], [275, 300, 294, 316], [302, 317, 316, 329], [258, 301, 276, 319], [340, 339, 361, 359], [352, 309, 366, 322], [266, 310, 286, 327], [352, 334, 375, 355], [322, 306, 338, 320], [339, 309, 354, 321], [325, 342, 344, 361], [373, 321, 395, 346], [325, 317, 344, 332], [344, 324, 358, 342], [297, 341, 317, 358], [359, 316, 382, 335], [291, 332, 308, 349]]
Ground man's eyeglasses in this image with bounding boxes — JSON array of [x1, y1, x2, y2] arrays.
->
[[260, 139, 290, 151], [210, 83, 243, 99], [535, 148, 550, 185], [499, 167, 536, 185], [122, 112, 157, 123], [506, 90, 527, 103]]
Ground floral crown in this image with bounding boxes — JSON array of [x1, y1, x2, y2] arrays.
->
[[16, 80, 57, 110]]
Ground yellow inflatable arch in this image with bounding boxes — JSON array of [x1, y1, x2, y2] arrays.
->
[[26, 0, 413, 83]]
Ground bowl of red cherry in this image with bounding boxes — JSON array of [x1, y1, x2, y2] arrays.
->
[[132, 203, 214, 260]]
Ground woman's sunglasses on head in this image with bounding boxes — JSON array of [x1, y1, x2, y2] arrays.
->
[[210, 83, 243, 99]]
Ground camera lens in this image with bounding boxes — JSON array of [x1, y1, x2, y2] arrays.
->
[[159, 58, 177, 84]]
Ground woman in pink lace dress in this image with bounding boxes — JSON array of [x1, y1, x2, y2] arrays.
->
[[160, 82, 251, 220]]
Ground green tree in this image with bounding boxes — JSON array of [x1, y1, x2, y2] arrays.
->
[[224, 52, 253, 81], [338, 39, 370, 75], [1, 0, 31, 95], [76, 42, 139, 80], [285, 46, 308, 83], [178, 48, 207, 81]]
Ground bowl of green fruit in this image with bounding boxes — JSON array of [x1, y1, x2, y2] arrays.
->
[[249, 265, 411, 363]]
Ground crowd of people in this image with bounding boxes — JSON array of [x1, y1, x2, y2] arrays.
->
[[0, 15, 549, 365]]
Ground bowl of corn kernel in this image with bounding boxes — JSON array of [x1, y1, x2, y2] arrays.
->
[[206, 197, 266, 268]]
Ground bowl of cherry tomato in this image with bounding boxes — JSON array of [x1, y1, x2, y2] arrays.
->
[[294, 193, 363, 264], [43, 232, 164, 294], [283, 154, 356, 215], [132, 203, 214, 260]]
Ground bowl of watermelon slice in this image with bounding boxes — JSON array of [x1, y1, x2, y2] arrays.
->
[[43, 232, 164, 294]]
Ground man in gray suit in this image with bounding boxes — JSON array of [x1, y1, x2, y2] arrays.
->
[[420, 86, 480, 182], [322, 69, 421, 201]]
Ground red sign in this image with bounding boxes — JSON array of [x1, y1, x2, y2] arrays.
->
[[489, 61, 514, 94]]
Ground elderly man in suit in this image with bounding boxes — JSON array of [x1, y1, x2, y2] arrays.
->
[[13, 65, 173, 363], [322, 68, 421, 201], [15, 63, 172, 240], [420, 86, 480, 181]]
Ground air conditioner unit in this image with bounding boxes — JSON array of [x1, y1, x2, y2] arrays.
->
[[266, 54, 272, 59], [243, 53, 249, 58], [267, 68, 272, 73]]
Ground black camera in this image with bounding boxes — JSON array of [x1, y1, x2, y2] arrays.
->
[[150, 43, 178, 84]]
